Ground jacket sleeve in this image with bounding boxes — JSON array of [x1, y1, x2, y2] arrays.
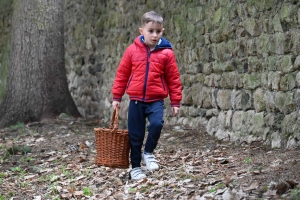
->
[[164, 50, 182, 107], [112, 47, 132, 101]]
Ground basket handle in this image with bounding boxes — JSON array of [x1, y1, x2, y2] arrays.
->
[[109, 107, 119, 131]]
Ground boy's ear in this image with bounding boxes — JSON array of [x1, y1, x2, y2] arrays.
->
[[162, 28, 165, 34], [138, 27, 143, 35]]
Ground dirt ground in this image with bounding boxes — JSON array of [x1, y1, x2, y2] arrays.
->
[[0, 118, 299, 199]]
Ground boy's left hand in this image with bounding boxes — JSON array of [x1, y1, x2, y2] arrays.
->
[[112, 101, 120, 109], [171, 107, 179, 116]]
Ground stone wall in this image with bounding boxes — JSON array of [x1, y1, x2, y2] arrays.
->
[[1, 0, 300, 148]]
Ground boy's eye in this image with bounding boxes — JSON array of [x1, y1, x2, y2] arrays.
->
[[148, 30, 161, 34]]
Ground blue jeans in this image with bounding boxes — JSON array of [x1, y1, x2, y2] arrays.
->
[[128, 100, 164, 168]]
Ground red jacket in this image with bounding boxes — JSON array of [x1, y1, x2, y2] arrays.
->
[[112, 36, 182, 107]]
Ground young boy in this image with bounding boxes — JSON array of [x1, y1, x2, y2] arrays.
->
[[112, 11, 182, 180]]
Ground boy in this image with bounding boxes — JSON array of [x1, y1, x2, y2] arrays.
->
[[112, 11, 182, 180]]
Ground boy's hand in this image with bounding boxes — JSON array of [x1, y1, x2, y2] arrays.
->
[[112, 101, 120, 109], [171, 107, 179, 116]]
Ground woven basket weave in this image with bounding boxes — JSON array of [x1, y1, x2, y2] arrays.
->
[[94, 108, 130, 168]]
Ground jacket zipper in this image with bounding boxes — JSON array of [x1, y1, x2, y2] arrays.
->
[[143, 47, 151, 100]]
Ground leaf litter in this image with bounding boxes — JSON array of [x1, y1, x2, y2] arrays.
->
[[0, 119, 299, 199]]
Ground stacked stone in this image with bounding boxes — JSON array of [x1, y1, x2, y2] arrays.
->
[[172, 0, 300, 148], [1, 0, 298, 147], [63, 0, 300, 148]]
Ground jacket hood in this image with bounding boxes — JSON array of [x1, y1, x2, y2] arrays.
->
[[136, 35, 172, 49]]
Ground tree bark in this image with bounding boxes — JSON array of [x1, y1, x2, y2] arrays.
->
[[0, 0, 81, 128]]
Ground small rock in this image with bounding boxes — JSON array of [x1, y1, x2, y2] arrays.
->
[[59, 113, 74, 120]]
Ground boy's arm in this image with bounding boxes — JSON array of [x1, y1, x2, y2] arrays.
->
[[112, 48, 132, 102], [165, 50, 182, 107]]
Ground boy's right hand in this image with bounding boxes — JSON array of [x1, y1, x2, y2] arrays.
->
[[112, 101, 120, 109]]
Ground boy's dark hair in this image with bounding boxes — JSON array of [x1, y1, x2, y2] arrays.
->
[[141, 11, 163, 26]]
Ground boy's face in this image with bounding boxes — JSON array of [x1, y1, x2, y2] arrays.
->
[[139, 22, 164, 49]]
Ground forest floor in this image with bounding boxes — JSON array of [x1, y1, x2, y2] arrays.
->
[[0, 117, 300, 200]]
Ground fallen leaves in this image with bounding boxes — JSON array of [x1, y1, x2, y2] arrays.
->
[[0, 122, 299, 199]]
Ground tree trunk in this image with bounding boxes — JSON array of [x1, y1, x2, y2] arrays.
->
[[0, 0, 81, 128]]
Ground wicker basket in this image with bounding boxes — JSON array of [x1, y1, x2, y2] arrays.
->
[[94, 107, 130, 168]]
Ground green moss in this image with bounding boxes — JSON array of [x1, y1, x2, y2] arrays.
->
[[204, 18, 214, 33], [212, 7, 222, 25], [243, 73, 261, 89], [219, 19, 232, 38], [96, 18, 105, 33], [282, 112, 297, 136], [188, 6, 204, 23], [187, 23, 195, 34], [253, 112, 264, 128], [0, 0, 12, 102], [0, 0, 12, 11], [36, 22, 45, 31], [173, 14, 186, 36], [74, 24, 83, 45], [212, 62, 224, 73], [146, 0, 158, 10], [274, 91, 285, 110], [0, 31, 11, 102], [280, 4, 291, 21]]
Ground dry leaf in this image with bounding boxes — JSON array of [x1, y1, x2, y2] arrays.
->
[[67, 184, 76, 193], [46, 156, 58, 162], [76, 155, 87, 162], [75, 175, 86, 181], [24, 175, 37, 180], [45, 151, 56, 156], [73, 191, 84, 196], [60, 193, 72, 199], [113, 191, 125, 199], [78, 142, 88, 151], [244, 181, 259, 191]]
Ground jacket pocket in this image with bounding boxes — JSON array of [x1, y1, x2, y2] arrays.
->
[[126, 74, 134, 90], [160, 76, 166, 91]]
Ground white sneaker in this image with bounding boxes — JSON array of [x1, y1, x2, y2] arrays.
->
[[143, 153, 159, 171], [130, 167, 146, 180]]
